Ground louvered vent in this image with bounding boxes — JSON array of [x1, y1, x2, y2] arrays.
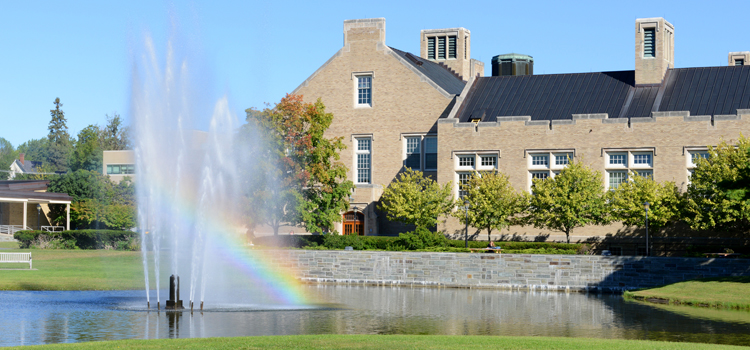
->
[[448, 36, 456, 59], [644, 28, 656, 57], [438, 37, 446, 59], [427, 37, 435, 59]]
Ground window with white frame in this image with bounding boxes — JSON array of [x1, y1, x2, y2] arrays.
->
[[457, 172, 472, 198], [355, 138, 371, 184], [458, 155, 475, 168], [686, 148, 709, 184], [405, 137, 421, 169], [356, 75, 372, 107], [480, 155, 496, 168], [604, 149, 655, 190], [527, 150, 574, 190], [402, 135, 437, 171]]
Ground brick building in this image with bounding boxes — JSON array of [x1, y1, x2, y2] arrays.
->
[[292, 17, 749, 247]]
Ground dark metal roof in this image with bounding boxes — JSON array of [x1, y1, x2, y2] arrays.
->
[[389, 47, 466, 95], [456, 65, 750, 122], [0, 180, 50, 192], [12, 159, 42, 173]]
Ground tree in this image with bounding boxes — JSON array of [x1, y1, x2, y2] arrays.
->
[[378, 168, 454, 229], [243, 94, 353, 235], [99, 113, 131, 150], [608, 174, 682, 235], [70, 125, 103, 172], [454, 171, 528, 241], [47, 98, 72, 173], [16, 138, 49, 164], [684, 136, 750, 230], [0, 137, 16, 180], [525, 159, 609, 243], [47, 170, 136, 229]]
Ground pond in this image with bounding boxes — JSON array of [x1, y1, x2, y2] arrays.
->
[[1, 285, 748, 347]]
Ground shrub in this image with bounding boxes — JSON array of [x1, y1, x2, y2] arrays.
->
[[14, 230, 138, 250], [396, 227, 448, 250]]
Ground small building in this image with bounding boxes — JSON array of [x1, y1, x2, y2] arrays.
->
[[8, 154, 43, 180], [102, 150, 135, 183], [0, 180, 72, 238]]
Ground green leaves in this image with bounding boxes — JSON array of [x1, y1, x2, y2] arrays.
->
[[607, 174, 682, 233], [684, 135, 750, 230], [525, 159, 608, 243], [378, 168, 453, 229], [455, 171, 528, 241]]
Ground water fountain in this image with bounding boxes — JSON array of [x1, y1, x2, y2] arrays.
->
[[130, 33, 306, 312]]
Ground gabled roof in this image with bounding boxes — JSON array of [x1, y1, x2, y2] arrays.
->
[[388, 47, 466, 95], [456, 65, 750, 122], [12, 159, 42, 173]]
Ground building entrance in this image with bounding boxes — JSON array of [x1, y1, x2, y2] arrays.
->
[[342, 211, 364, 235]]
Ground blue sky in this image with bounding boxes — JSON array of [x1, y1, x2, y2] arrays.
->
[[1, 0, 748, 147]]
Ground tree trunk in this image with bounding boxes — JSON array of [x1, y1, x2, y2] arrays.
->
[[565, 228, 570, 244], [487, 227, 492, 242]]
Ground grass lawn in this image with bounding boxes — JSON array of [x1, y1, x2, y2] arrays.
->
[[7, 335, 748, 350], [0, 241, 20, 249], [0, 248, 150, 290], [624, 276, 750, 310]]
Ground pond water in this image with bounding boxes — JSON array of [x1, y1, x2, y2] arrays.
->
[[1, 285, 749, 347]]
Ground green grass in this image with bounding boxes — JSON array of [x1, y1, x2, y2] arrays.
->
[[6, 335, 747, 350], [0, 241, 20, 249], [0, 248, 150, 290], [624, 276, 750, 310]]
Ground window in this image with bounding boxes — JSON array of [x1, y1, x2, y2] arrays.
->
[[736, 59, 745, 66], [687, 149, 709, 185], [356, 76, 372, 106], [107, 164, 135, 175], [604, 150, 654, 189], [633, 153, 652, 167], [608, 171, 627, 190], [355, 138, 371, 184], [458, 155, 475, 167], [531, 155, 548, 166], [644, 28, 655, 58], [530, 171, 549, 181], [424, 137, 437, 170], [427, 35, 457, 61], [403, 135, 437, 171], [458, 172, 472, 198], [609, 154, 626, 165], [555, 153, 571, 166], [480, 156, 496, 167]]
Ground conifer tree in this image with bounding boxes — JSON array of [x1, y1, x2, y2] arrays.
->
[[47, 98, 72, 172]]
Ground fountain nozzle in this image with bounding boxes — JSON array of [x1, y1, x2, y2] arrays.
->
[[165, 274, 185, 310], [147, 301, 150, 309], [200, 301, 203, 310]]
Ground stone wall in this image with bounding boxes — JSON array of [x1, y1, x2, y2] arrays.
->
[[268, 250, 750, 293]]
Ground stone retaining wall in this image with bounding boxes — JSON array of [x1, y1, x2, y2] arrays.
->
[[268, 250, 750, 292]]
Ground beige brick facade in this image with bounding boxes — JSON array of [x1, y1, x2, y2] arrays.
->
[[635, 18, 674, 85]]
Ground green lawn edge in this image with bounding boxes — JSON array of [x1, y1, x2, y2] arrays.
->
[[624, 276, 750, 310], [7, 335, 748, 350]]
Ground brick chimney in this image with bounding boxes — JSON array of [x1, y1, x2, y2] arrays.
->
[[19, 153, 25, 166], [635, 17, 674, 85]]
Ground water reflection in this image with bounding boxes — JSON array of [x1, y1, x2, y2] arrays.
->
[[0, 286, 748, 347]]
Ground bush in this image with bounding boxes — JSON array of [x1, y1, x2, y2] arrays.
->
[[396, 227, 448, 250], [14, 230, 138, 250]]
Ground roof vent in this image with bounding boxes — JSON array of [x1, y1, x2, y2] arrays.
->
[[491, 53, 533, 77], [405, 52, 423, 66]]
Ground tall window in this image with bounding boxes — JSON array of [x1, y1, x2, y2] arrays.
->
[[644, 28, 656, 58], [687, 149, 709, 185], [424, 137, 437, 170], [458, 172, 472, 198], [355, 138, 371, 184], [357, 76, 372, 106], [609, 171, 627, 189], [405, 137, 421, 169]]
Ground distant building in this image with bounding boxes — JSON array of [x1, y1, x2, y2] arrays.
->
[[103, 150, 135, 183], [8, 154, 42, 179]]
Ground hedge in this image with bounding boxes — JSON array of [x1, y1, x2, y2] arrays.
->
[[14, 230, 139, 250]]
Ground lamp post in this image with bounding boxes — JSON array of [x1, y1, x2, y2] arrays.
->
[[463, 200, 470, 248], [644, 202, 649, 257], [36, 204, 41, 230]]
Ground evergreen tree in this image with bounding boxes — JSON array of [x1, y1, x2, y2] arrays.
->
[[100, 113, 131, 150], [47, 98, 72, 172]]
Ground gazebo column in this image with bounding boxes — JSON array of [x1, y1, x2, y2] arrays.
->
[[23, 202, 27, 230], [66, 203, 70, 231]]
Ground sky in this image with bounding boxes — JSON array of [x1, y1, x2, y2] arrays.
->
[[1, 0, 749, 147]]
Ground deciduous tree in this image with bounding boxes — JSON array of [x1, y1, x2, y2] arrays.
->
[[608, 174, 682, 235], [525, 159, 608, 243], [454, 171, 528, 241], [684, 136, 750, 230], [70, 125, 103, 172], [0, 137, 16, 180], [378, 168, 453, 229]]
